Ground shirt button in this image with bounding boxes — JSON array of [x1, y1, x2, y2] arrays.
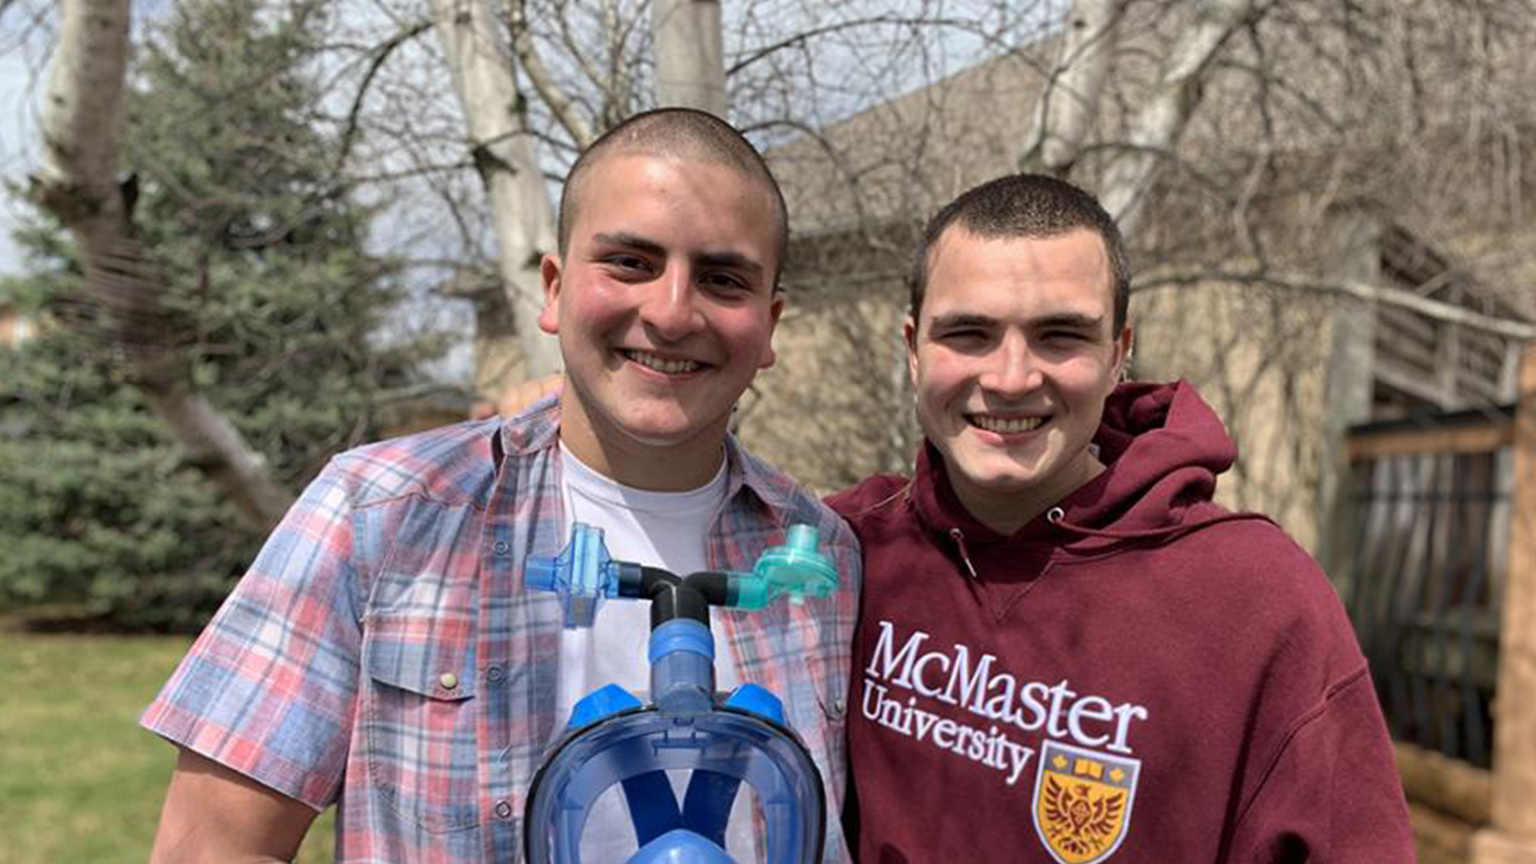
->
[[438, 672, 458, 690], [492, 540, 509, 555], [495, 800, 513, 820], [834, 697, 846, 714], [486, 665, 504, 683]]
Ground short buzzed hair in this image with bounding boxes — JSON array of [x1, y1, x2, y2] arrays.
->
[[910, 173, 1131, 331], [557, 108, 790, 284]]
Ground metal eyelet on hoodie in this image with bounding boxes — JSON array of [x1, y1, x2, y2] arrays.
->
[[1046, 506, 1065, 524], [948, 528, 979, 580]]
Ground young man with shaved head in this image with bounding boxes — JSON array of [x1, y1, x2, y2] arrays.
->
[[142, 108, 860, 863], [832, 174, 1413, 862]]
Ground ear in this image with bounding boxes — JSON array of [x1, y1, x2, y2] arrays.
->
[[1112, 323, 1135, 381], [537, 254, 562, 335], [756, 292, 787, 370], [904, 315, 920, 388]]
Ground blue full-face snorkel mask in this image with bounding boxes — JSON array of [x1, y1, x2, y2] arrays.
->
[[522, 523, 839, 864]]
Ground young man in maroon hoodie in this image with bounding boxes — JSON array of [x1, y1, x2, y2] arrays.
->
[[829, 173, 1415, 863]]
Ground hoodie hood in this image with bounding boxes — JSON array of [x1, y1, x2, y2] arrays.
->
[[913, 380, 1260, 566]]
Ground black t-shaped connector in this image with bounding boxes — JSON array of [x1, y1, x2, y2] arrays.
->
[[621, 566, 733, 629]]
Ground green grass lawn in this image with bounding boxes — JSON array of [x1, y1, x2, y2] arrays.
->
[[0, 629, 334, 863]]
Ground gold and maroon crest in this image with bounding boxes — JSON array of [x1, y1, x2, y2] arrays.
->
[[1031, 740, 1140, 864]]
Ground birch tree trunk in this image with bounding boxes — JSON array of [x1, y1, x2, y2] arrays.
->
[[1023, 0, 1270, 238], [652, 0, 726, 116], [31, 0, 291, 528], [1019, 0, 1125, 175], [431, 0, 563, 378], [1097, 0, 1269, 238]]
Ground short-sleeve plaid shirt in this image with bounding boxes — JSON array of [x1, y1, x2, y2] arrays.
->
[[142, 399, 861, 862]]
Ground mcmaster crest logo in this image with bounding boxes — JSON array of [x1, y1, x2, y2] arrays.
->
[[1032, 740, 1139, 864]]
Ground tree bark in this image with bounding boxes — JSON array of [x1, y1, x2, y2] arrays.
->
[[31, 0, 291, 529], [1097, 0, 1271, 238], [652, 0, 726, 116], [33, 0, 130, 247], [431, 0, 563, 378], [1019, 0, 1124, 175]]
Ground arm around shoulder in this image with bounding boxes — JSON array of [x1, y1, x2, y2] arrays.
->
[[149, 747, 318, 864]]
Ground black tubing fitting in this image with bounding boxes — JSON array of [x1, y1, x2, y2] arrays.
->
[[631, 567, 734, 629]]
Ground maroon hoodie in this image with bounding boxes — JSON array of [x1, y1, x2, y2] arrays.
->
[[829, 381, 1413, 864]]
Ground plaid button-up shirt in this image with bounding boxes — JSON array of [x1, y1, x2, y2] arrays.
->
[[142, 400, 860, 862]]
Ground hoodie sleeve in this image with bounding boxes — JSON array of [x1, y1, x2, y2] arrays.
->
[[1224, 665, 1415, 862]]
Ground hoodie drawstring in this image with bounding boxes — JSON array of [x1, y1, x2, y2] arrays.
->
[[1047, 507, 1273, 541], [948, 528, 979, 580]]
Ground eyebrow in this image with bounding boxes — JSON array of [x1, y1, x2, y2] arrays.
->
[[592, 232, 665, 258], [927, 311, 1105, 330], [591, 232, 766, 279], [1034, 312, 1105, 330], [696, 251, 765, 278], [927, 312, 998, 331]]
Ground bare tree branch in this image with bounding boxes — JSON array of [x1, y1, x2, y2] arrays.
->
[[727, 14, 984, 77], [510, 0, 593, 147], [553, 0, 610, 106], [336, 18, 434, 172], [29, 0, 291, 529], [1136, 269, 1536, 340]]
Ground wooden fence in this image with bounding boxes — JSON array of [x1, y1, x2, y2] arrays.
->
[[1335, 345, 1536, 863], [1343, 406, 1513, 768]]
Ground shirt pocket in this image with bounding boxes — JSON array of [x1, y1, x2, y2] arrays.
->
[[361, 613, 481, 834]]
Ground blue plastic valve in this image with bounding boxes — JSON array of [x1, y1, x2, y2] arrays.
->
[[524, 523, 627, 627]]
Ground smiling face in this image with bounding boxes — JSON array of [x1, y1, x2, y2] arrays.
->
[[907, 226, 1132, 533], [539, 152, 783, 490]]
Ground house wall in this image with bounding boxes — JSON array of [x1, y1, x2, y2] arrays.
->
[[1131, 277, 1337, 554], [737, 274, 916, 497]]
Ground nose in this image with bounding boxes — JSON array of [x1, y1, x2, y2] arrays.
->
[[639, 264, 704, 341], [978, 331, 1041, 397]]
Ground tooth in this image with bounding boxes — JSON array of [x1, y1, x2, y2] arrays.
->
[[629, 351, 698, 374], [974, 416, 1041, 433]]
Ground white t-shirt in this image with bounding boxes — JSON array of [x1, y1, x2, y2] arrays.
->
[[553, 443, 757, 862]]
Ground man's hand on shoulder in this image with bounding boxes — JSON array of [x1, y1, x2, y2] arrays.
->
[[469, 372, 565, 420], [500, 373, 564, 417], [150, 747, 317, 864]]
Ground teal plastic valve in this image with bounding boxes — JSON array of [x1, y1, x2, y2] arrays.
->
[[729, 524, 839, 610]]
